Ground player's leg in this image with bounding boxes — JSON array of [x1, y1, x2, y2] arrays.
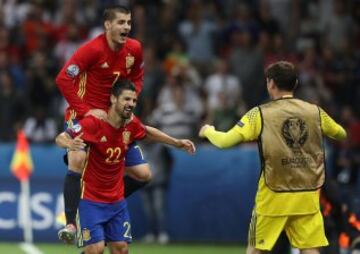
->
[[285, 211, 328, 254], [65, 150, 86, 222], [59, 149, 87, 243], [300, 249, 320, 254], [108, 241, 128, 254], [105, 200, 132, 254], [247, 210, 287, 253], [125, 163, 152, 182], [84, 241, 105, 254], [246, 246, 264, 254], [78, 199, 107, 253], [58, 118, 88, 243], [124, 142, 152, 197]]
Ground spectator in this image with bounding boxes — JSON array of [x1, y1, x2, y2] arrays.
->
[[178, 1, 218, 76], [204, 58, 245, 131], [320, 0, 354, 53], [228, 28, 265, 108], [140, 142, 173, 244], [0, 71, 26, 141], [151, 66, 204, 139], [23, 106, 57, 143]]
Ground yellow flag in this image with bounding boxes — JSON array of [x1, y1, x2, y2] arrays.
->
[[10, 130, 33, 181]]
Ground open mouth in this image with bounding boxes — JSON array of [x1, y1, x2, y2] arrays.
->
[[124, 107, 132, 113], [120, 32, 128, 38]]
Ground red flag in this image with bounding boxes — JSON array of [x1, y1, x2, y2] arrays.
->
[[10, 130, 33, 181]]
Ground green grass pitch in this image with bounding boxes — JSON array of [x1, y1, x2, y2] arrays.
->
[[0, 242, 246, 254]]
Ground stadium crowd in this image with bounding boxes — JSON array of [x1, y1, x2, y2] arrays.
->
[[0, 0, 360, 253]]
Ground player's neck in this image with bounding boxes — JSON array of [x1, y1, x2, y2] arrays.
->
[[106, 34, 124, 51], [107, 110, 126, 128], [272, 90, 293, 100]]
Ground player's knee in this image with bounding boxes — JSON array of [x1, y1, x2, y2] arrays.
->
[[84, 241, 105, 254], [140, 165, 152, 182], [246, 246, 263, 254], [126, 164, 152, 182], [68, 150, 87, 173], [300, 249, 320, 254], [110, 241, 128, 254]]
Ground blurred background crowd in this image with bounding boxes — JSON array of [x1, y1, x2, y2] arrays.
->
[[1, 0, 360, 252]]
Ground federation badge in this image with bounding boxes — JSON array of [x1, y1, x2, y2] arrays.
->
[[66, 64, 80, 78], [82, 228, 91, 241], [126, 54, 135, 70], [71, 124, 82, 133], [123, 131, 131, 145]]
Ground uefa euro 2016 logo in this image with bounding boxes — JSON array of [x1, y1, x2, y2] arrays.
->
[[281, 117, 308, 152]]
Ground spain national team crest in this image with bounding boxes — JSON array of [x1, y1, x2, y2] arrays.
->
[[82, 228, 91, 241], [123, 131, 131, 145], [126, 54, 135, 73]]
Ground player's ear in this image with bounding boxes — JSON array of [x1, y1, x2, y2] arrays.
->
[[294, 79, 299, 90], [110, 95, 116, 105], [104, 20, 111, 31], [268, 78, 275, 89]]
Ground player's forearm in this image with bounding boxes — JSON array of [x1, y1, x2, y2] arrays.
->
[[204, 127, 243, 149], [55, 75, 91, 117], [55, 132, 73, 149], [145, 126, 181, 148]]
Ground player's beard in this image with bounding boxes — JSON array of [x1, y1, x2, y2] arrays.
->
[[121, 107, 133, 119]]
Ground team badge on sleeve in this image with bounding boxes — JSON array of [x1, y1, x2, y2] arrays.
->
[[66, 64, 80, 78], [71, 124, 82, 133], [237, 120, 245, 127]]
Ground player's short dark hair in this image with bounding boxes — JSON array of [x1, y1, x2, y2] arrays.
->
[[265, 61, 298, 91], [111, 79, 136, 97], [103, 5, 130, 22]]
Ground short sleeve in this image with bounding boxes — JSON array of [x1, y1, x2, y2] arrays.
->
[[66, 116, 99, 142]]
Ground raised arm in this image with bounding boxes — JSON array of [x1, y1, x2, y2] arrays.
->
[[145, 126, 195, 154], [199, 107, 261, 148]]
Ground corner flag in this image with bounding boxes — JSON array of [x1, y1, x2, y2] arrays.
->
[[10, 130, 33, 181]]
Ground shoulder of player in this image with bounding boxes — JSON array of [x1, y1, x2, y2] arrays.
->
[[260, 97, 316, 107], [124, 38, 143, 54], [125, 115, 143, 127], [80, 115, 103, 128], [78, 34, 105, 55]]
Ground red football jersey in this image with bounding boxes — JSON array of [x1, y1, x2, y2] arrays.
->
[[66, 115, 146, 203], [56, 33, 144, 120]]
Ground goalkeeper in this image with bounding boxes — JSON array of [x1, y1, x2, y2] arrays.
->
[[199, 61, 347, 254]]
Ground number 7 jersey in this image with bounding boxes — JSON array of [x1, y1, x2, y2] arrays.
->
[[66, 115, 146, 203], [56, 33, 144, 120]]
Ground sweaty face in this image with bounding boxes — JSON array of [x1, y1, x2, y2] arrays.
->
[[107, 12, 131, 45], [115, 90, 137, 119]]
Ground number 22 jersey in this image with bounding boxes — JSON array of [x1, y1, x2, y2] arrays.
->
[[66, 115, 146, 203]]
